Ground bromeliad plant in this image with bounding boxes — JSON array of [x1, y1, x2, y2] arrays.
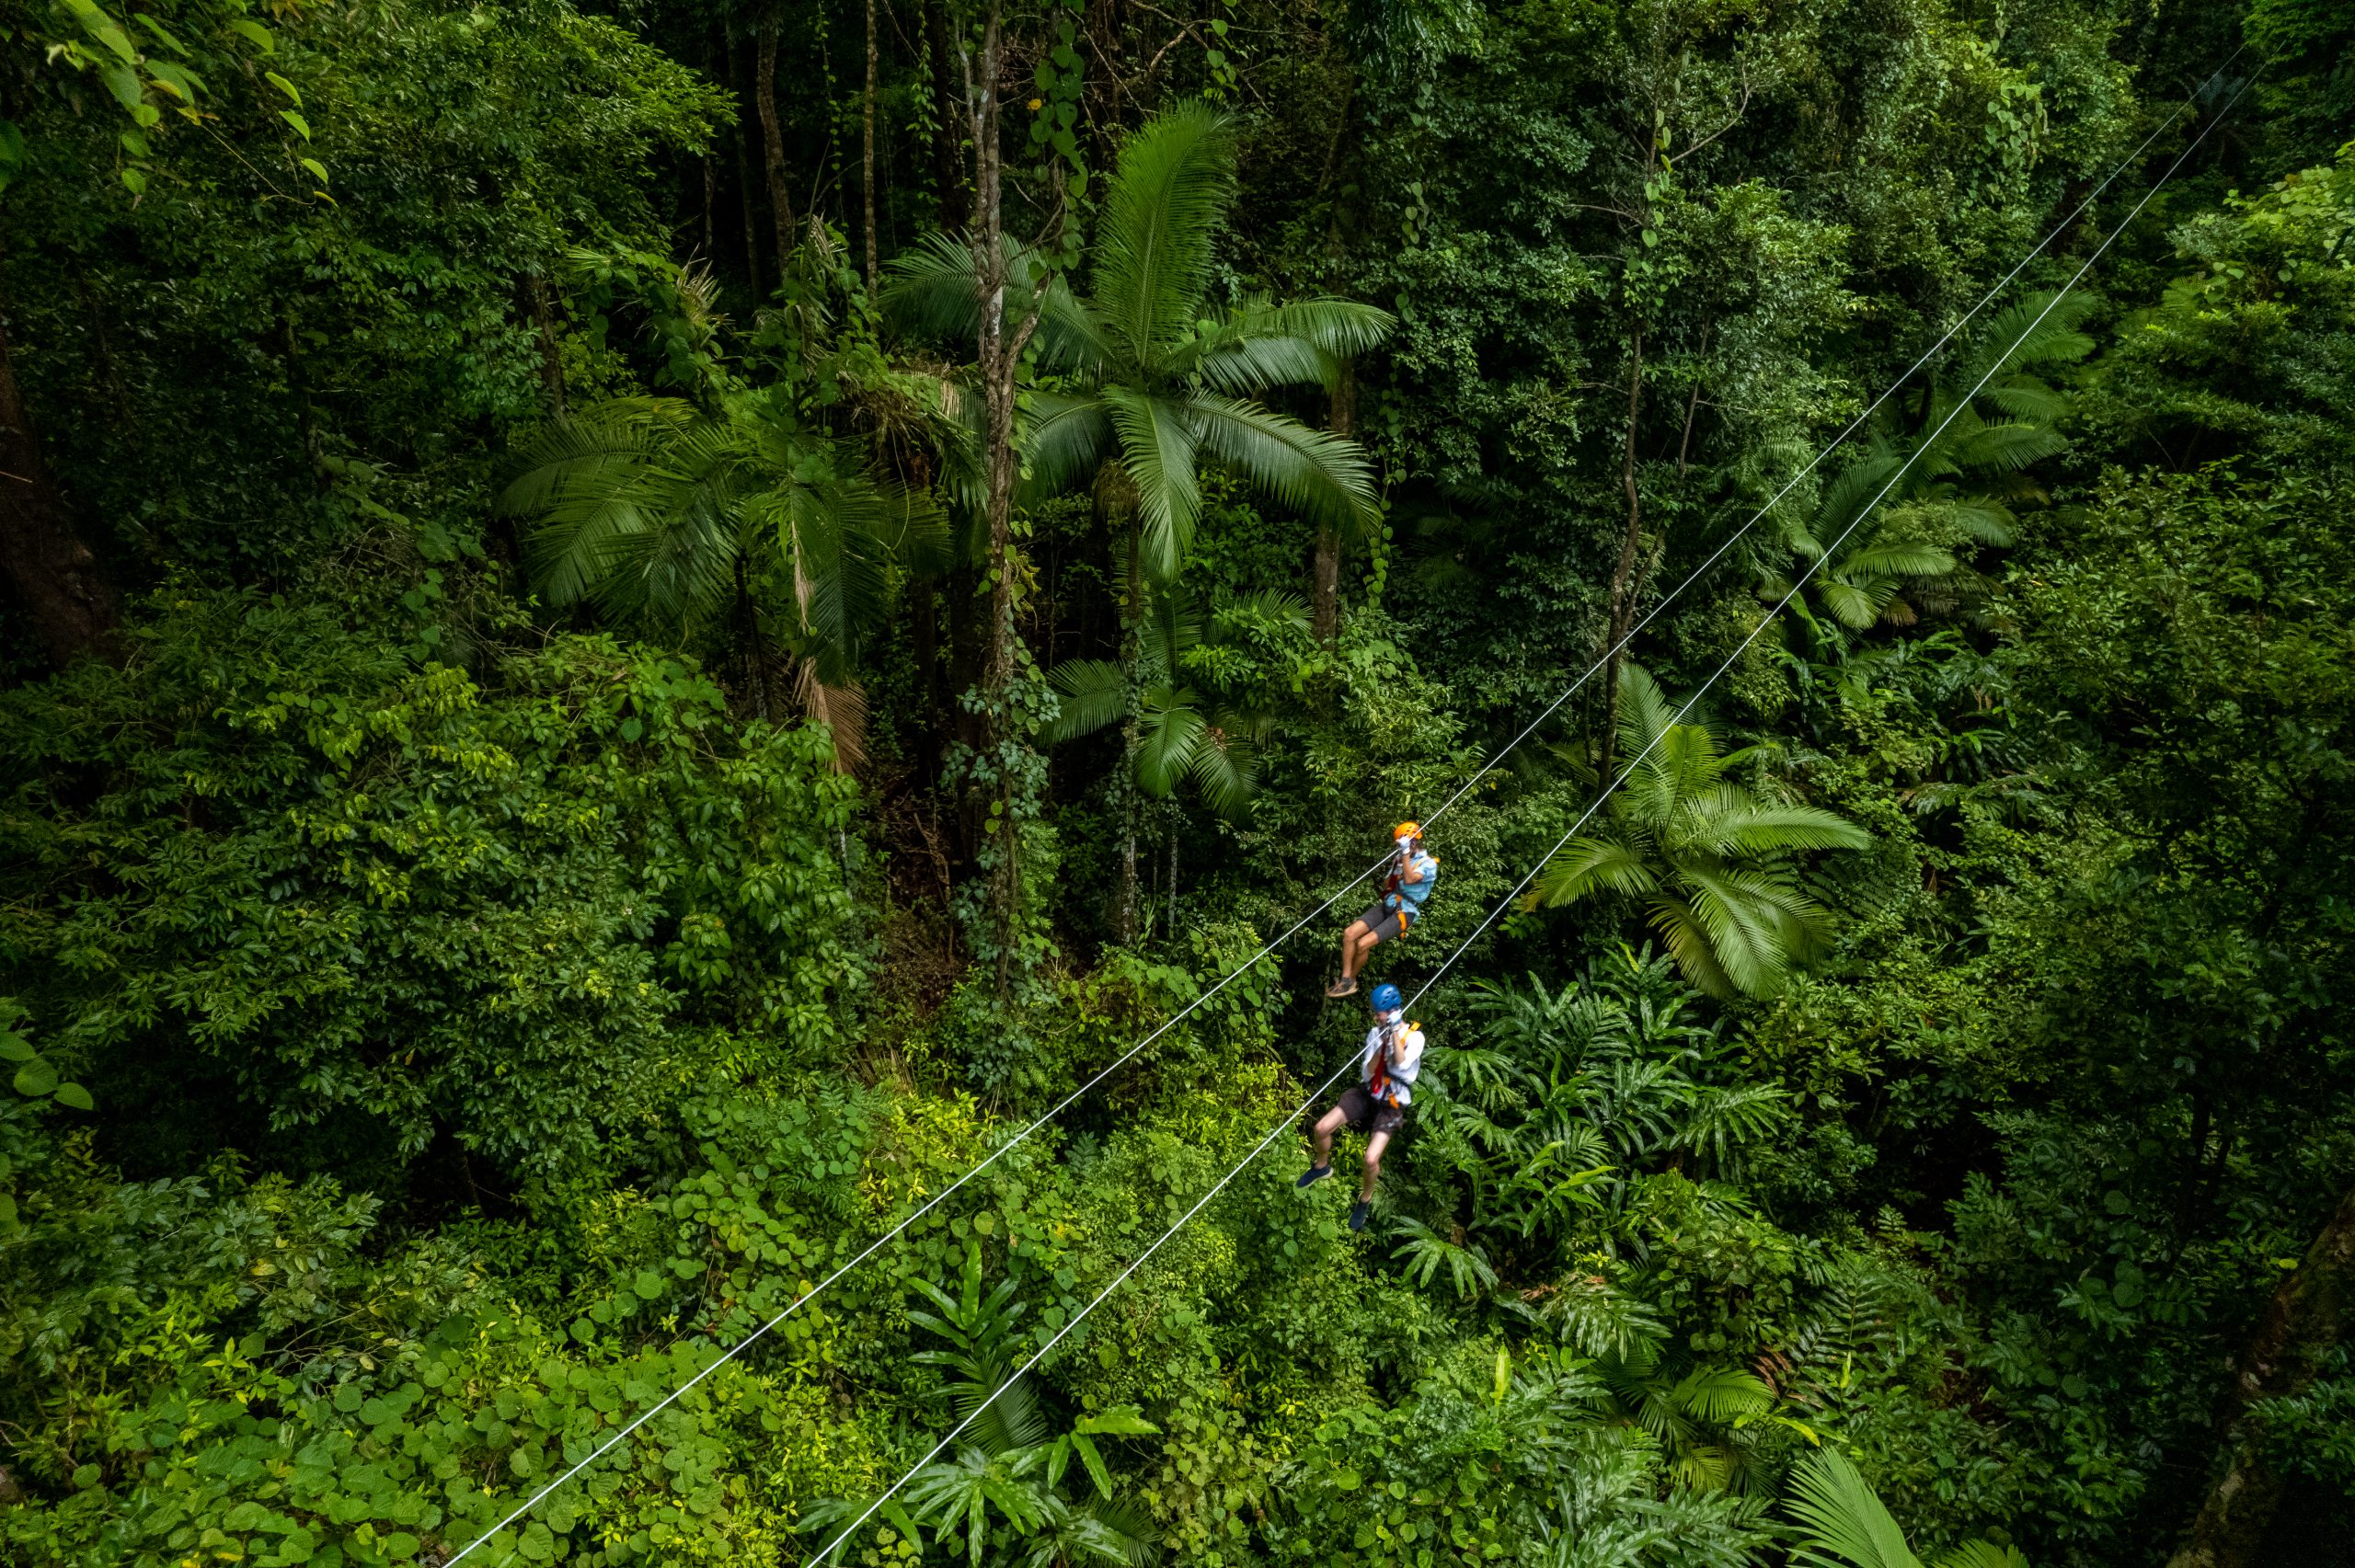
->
[[1534, 667, 1870, 998]]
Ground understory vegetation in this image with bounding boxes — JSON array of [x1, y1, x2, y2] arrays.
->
[[1, 0, 2350, 1564]]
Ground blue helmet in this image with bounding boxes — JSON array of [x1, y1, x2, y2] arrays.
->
[[1370, 982, 1404, 1013]]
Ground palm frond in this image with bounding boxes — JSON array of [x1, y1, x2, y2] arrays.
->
[[795, 660, 868, 773], [1535, 836, 1660, 907], [1945, 420, 2069, 475], [1953, 290, 2097, 391], [1134, 692, 1207, 799], [1786, 1448, 1922, 1568], [1189, 394, 1381, 545], [1700, 803, 1873, 857], [1101, 384, 1201, 583], [1020, 391, 1116, 506], [1093, 104, 1236, 372], [1043, 659, 1127, 744]]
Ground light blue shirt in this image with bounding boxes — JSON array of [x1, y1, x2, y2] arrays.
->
[[1385, 850, 1438, 914]]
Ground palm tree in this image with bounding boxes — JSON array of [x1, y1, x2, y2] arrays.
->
[[1788, 1448, 2028, 1568], [1774, 292, 2095, 633], [1532, 667, 1870, 999], [887, 104, 1391, 940], [497, 392, 949, 771], [886, 103, 1392, 585]]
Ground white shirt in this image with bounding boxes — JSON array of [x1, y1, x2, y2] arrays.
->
[[1360, 1013, 1425, 1105]]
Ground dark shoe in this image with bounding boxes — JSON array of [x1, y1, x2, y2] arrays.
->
[[1349, 1201, 1373, 1232], [1326, 976, 1360, 999], [1295, 1163, 1333, 1189]]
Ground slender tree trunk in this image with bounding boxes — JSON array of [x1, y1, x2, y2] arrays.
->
[[925, 1, 968, 228], [0, 290, 116, 665], [2167, 1182, 2355, 1568], [863, 0, 881, 290], [735, 557, 775, 725], [755, 18, 798, 272], [525, 273, 566, 418], [1312, 360, 1354, 651], [1116, 508, 1143, 944], [1594, 327, 1645, 795], [971, 0, 1040, 994], [732, 33, 765, 292]]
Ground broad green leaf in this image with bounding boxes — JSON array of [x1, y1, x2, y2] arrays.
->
[[13, 1059, 58, 1097], [280, 109, 313, 142], [68, 0, 139, 63], [100, 63, 145, 115], [226, 17, 276, 52], [53, 1082, 93, 1111], [132, 13, 189, 54], [266, 71, 302, 108], [300, 157, 329, 187]]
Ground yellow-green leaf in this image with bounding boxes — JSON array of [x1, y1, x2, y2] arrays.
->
[[226, 17, 276, 52], [280, 109, 312, 143], [300, 157, 329, 187], [265, 71, 301, 108]]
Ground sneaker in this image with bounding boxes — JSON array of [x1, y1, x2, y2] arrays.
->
[[1349, 1201, 1373, 1232], [1295, 1164, 1333, 1190], [1325, 976, 1360, 999]]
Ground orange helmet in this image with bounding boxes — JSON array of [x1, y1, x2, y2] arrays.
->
[[1393, 821, 1421, 842]]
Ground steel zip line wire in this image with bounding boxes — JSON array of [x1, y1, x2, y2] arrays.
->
[[795, 74, 2251, 1568], [1407, 44, 2245, 833], [443, 60, 2247, 1568]]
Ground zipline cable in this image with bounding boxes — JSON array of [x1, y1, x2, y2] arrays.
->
[[444, 59, 2246, 1567], [798, 74, 2251, 1568], [1409, 44, 2245, 834]]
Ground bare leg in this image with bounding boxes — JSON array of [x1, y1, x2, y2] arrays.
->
[[1313, 1106, 1348, 1169], [1360, 1129, 1392, 1201], [1339, 920, 1372, 979]]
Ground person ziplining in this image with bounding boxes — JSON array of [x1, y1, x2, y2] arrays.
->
[[1326, 822, 1437, 999], [1295, 982, 1424, 1232]]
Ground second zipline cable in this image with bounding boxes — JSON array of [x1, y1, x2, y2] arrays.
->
[[443, 52, 2246, 1565], [800, 69, 2249, 1566]]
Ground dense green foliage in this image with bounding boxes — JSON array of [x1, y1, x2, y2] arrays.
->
[[2, 0, 2350, 1564]]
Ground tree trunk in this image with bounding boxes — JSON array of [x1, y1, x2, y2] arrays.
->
[[1594, 327, 1645, 795], [863, 0, 881, 291], [2166, 1182, 2355, 1568], [525, 273, 566, 418], [734, 557, 775, 726], [925, 2, 968, 228], [1312, 360, 1354, 650], [0, 292, 117, 666], [971, 0, 1040, 994], [731, 33, 765, 293], [755, 18, 798, 274], [1116, 507, 1143, 945]]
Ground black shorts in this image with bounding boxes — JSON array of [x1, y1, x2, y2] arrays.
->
[[1335, 1084, 1406, 1137], [1354, 902, 1407, 943]]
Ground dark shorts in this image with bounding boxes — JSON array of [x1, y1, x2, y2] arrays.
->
[[1335, 1084, 1406, 1137], [1353, 902, 1407, 943]]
